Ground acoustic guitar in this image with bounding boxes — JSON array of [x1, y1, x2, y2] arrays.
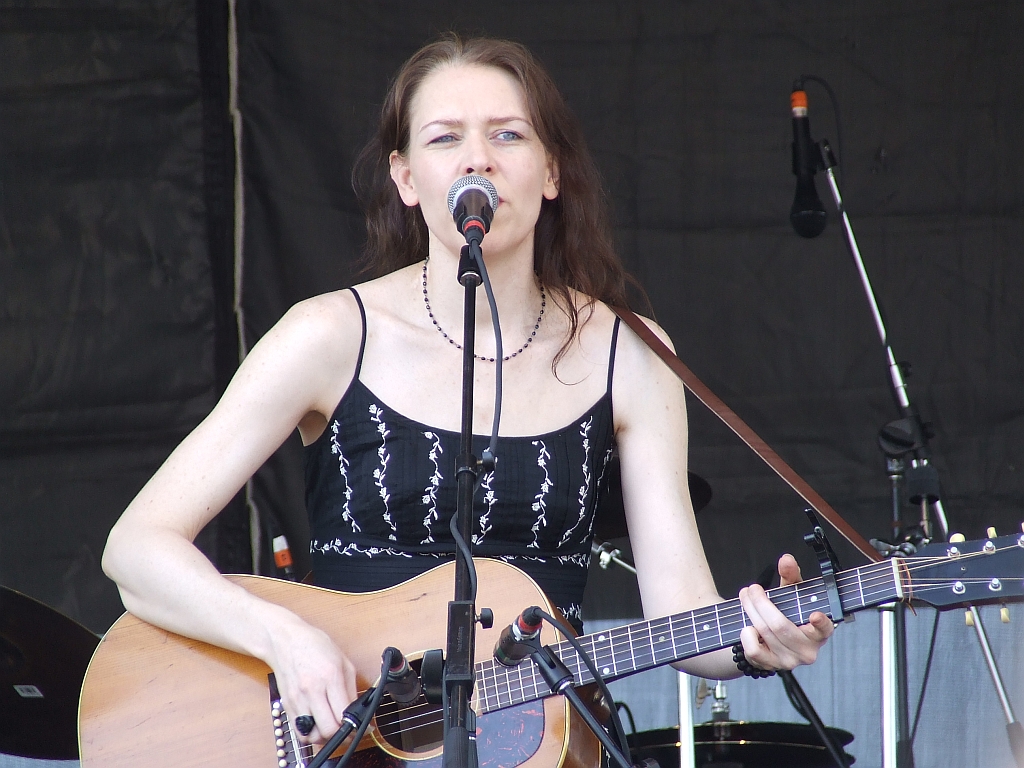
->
[[78, 532, 1024, 768]]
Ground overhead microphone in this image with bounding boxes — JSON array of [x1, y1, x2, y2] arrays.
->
[[493, 606, 544, 667], [383, 647, 422, 704], [789, 83, 828, 238], [447, 175, 500, 247]]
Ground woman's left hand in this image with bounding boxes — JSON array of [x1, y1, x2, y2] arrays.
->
[[736, 554, 835, 672]]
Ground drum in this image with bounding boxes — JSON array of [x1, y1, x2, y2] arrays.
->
[[628, 721, 855, 768], [0, 586, 99, 760]]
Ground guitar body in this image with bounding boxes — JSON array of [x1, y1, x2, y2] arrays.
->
[[78, 559, 600, 768], [80, 531, 1024, 768]]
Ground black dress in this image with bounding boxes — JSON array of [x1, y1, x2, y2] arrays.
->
[[304, 289, 620, 631]]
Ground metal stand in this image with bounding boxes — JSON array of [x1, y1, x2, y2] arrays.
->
[[677, 673, 695, 768], [814, 139, 1022, 768], [442, 244, 486, 768]]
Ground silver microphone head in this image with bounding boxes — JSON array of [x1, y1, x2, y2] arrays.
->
[[447, 175, 499, 216]]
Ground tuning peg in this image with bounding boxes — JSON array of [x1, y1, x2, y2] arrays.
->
[[965, 610, 975, 627], [987, 526, 997, 538], [949, 533, 966, 543], [1001, 606, 1010, 623]]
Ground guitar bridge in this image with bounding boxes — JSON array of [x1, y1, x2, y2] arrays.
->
[[268, 673, 319, 768]]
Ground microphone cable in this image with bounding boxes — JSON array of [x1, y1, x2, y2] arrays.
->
[[311, 647, 395, 768]]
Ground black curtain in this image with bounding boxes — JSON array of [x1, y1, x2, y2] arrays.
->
[[236, 0, 1024, 606], [1, 0, 1021, 633], [0, 2, 241, 633]]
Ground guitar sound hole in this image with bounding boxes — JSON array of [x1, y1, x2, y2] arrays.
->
[[370, 696, 547, 768], [374, 692, 444, 754]]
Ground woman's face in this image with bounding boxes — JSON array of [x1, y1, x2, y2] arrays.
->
[[390, 63, 559, 260]]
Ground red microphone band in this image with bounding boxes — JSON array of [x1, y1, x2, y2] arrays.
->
[[516, 609, 543, 634]]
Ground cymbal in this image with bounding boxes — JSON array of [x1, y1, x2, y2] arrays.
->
[[0, 585, 99, 760], [593, 455, 712, 540], [629, 722, 856, 768]]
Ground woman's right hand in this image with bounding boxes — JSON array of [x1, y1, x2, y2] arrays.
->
[[266, 614, 359, 745]]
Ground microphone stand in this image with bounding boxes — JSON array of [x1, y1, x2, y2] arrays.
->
[[814, 139, 1024, 768], [443, 243, 485, 768]]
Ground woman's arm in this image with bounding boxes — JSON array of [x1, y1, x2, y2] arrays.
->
[[102, 292, 361, 742], [610, 313, 833, 679]]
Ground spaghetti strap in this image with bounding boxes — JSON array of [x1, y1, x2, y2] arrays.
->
[[606, 316, 621, 393], [349, 287, 367, 378]]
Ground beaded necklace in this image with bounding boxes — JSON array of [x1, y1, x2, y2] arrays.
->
[[421, 257, 546, 363]]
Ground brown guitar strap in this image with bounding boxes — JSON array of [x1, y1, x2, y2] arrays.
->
[[611, 305, 881, 563]]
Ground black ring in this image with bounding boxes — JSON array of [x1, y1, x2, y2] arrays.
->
[[295, 714, 315, 736]]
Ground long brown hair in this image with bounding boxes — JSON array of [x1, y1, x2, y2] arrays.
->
[[352, 35, 637, 360]]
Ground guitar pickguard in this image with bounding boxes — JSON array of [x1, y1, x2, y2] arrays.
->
[[351, 701, 545, 768]]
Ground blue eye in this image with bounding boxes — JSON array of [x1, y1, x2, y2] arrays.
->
[[496, 130, 522, 141], [428, 134, 457, 145]]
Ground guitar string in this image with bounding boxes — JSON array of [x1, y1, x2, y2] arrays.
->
[[372, 589, 1011, 741], [369, 543, 1021, 731], [374, 545, 1020, 721], [271, 710, 314, 768], [374, 581, 1007, 733], [373, 595, 1014, 739], [480, 546, 1022, 710]]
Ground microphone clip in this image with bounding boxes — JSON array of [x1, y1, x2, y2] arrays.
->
[[494, 606, 544, 667]]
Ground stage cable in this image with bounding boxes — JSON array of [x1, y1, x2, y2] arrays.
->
[[534, 608, 631, 761], [226, 0, 262, 574], [910, 608, 942, 747]]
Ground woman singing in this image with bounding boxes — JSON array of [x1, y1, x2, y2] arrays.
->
[[103, 35, 833, 747]]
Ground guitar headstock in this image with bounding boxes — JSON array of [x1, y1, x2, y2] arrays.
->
[[905, 528, 1024, 609]]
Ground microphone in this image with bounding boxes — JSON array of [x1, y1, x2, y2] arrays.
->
[[383, 647, 421, 704], [494, 606, 544, 667], [447, 175, 499, 247], [789, 84, 827, 238]]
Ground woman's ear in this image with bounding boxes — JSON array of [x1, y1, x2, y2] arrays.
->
[[389, 150, 419, 206], [543, 157, 560, 200]]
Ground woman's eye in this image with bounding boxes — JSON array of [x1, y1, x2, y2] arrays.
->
[[495, 130, 522, 141], [428, 134, 457, 145]]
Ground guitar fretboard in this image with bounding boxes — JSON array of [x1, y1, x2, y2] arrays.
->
[[474, 558, 902, 714]]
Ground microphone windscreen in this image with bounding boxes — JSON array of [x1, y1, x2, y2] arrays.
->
[[447, 175, 499, 215]]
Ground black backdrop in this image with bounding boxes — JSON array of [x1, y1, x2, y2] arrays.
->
[[1, 0, 1022, 633]]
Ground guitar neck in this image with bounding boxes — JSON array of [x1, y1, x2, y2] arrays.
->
[[475, 558, 903, 713]]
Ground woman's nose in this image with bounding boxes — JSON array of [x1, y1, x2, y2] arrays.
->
[[462, 133, 494, 176]]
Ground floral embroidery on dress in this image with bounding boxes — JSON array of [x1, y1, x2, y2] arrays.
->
[[368, 403, 397, 540], [561, 603, 583, 624], [529, 440, 552, 547], [500, 552, 590, 568], [475, 469, 496, 544], [310, 538, 422, 559], [420, 431, 444, 543], [329, 420, 359, 532], [559, 416, 593, 547], [590, 446, 616, 535]]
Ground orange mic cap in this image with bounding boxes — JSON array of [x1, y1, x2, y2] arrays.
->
[[791, 89, 808, 117]]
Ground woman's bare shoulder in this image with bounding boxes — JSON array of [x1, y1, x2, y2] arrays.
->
[[342, 265, 421, 317], [569, 295, 674, 358], [245, 289, 367, 401]]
